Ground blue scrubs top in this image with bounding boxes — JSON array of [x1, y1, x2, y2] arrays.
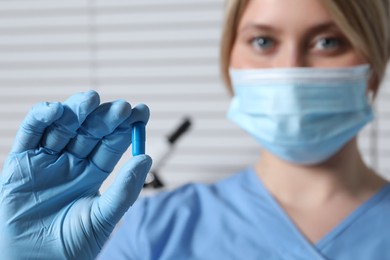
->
[[98, 168, 390, 259]]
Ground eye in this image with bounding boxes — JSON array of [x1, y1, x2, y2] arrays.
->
[[250, 37, 275, 52], [313, 37, 342, 51]]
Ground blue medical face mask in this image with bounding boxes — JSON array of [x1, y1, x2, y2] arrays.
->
[[227, 65, 374, 165]]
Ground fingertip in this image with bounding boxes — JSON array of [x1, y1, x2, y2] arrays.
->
[[135, 103, 150, 113], [129, 104, 150, 124], [132, 154, 153, 170], [32, 102, 63, 124], [111, 100, 132, 120], [62, 91, 101, 124], [118, 154, 153, 178], [142, 153, 153, 164], [11, 102, 64, 153], [136, 103, 150, 118], [77, 91, 101, 119], [85, 89, 99, 98], [84, 90, 101, 108]]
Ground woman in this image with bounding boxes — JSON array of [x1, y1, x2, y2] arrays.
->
[[1, 0, 390, 259]]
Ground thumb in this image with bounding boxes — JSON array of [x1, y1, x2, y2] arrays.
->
[[93, 154, 152, 227]]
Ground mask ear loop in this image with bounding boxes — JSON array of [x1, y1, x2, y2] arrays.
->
[[366, 66, 376, 105], [368, 90, 375, 105], [362, 65, 379, 169], [366, 68, 379, 170], [368, 92, 379, 170]]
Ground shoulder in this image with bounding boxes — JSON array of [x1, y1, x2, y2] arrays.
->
[[373, 182, 390, 213], [350, 182, 390, 233]]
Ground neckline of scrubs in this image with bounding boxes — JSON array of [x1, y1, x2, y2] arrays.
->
[[315, 180, 390, 249], [246, 167, 390, 257]]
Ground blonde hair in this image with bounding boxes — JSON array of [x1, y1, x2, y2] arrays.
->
[[220, 0, 390, 95]]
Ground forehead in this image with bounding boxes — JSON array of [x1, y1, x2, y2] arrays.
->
[[238, 0, 334, 30]]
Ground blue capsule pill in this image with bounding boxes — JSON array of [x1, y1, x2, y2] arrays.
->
[[132, 121, 146, 156]]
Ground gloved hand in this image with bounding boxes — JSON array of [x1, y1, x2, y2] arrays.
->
[[0, 91, 152, 259]]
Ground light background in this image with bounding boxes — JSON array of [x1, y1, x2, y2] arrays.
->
[[0, 0, 389, 195]]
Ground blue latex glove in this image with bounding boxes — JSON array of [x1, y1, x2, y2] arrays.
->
[[0, 91, 152, 259]]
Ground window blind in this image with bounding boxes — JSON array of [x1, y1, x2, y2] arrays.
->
[[0, 0, 389, 193]]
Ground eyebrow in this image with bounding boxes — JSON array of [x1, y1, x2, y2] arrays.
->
[[238, 23, 281, 34], [305, 22, 341, 37], [238, 21, 340, 36]]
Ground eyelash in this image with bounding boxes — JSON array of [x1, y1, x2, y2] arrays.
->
[[249, 36, 276, 52], [247, 35, 347, 54], [312, 37, 344, 51]]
